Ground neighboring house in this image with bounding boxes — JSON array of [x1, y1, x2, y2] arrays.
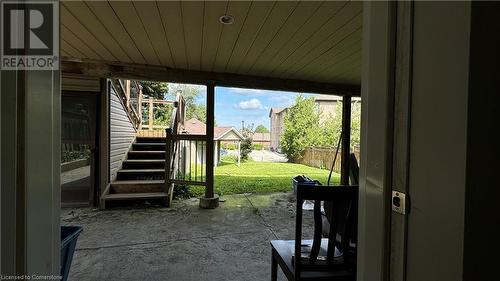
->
[[269, 95, 360, 151], [314, 94, 342, 123], [252, 132, 271, 149], [269, 107, 288, 151], [314, 95, 361, 122]]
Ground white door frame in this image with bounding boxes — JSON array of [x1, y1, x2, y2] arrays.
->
[[357, 2, 396, 281]]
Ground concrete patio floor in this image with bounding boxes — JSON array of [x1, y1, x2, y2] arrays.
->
[[61, 192, 314, 281]]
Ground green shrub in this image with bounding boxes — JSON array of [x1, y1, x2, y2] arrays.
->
[[173, 184, 191, 199], [252, 144, 263, 150], [223, 143, 237, 150], [61, 149, 91, 163], [240, 138, 252, 160]]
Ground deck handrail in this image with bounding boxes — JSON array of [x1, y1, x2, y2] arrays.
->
[[170, 134, 207, 141], [112, 78, 142, 130], [140, 98, 177, 132], [165, 93, 207, 194]]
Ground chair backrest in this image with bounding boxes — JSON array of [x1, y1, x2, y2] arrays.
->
[[324, 188, 358, 265], [294, 184, 358, 274], [332, 188, 358, 265], [349, 153, 360, 185]]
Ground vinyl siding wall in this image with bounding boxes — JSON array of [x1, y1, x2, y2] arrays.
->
[[109, 84, 136, 181]]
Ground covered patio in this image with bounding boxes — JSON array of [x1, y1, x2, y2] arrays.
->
[[52, 1, 363, 278], [62, 192, 313, 281], [60, 0, 361, 209]]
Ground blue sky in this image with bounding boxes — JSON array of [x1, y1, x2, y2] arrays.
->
[[169, 84, 317, 130], [213, 87, 317, 130]]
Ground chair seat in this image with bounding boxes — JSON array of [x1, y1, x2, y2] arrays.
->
[[271, 239, 355, 281]]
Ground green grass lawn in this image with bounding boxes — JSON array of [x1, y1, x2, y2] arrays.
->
[[188, 160, 340, 196]]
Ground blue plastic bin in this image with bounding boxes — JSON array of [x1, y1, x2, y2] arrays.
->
[[61, 226, 83, 281]]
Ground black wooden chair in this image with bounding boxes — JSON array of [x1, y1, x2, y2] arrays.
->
[[271, 183, 358, 281]]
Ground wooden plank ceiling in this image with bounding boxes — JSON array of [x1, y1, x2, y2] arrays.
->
[[61, 1, 362, 86]]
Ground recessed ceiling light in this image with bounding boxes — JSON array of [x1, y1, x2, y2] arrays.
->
[[219, 15, 234, 25]]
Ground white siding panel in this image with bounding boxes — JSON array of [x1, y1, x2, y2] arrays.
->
[[109, 84, 136, 180]]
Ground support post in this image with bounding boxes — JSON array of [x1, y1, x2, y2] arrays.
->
[[237, 141, 241, 167], [138, 87, 143, 130], [148, 98, 153, 131], [341, 96, 352, 185], [200, 82, 219, 209], [125, 80, 131, 109]]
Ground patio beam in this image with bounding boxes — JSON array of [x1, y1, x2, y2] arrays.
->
[[61, 58, 360, 96]]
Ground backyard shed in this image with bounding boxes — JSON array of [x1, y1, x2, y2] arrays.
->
[[183, 118, 245, 166]]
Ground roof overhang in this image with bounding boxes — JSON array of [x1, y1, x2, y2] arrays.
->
[[61, 1, 362, 96], [61, 59, 360, 96], [214, 127, 245, 141]]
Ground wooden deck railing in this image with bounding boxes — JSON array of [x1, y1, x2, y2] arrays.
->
[[112, 79, 143, 130], [141, 99, 175, 131], [166, 133, 208, 187], [165, 93, 207, 199]]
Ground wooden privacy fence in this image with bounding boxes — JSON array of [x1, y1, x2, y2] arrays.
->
[[294, 146, 360, 173]]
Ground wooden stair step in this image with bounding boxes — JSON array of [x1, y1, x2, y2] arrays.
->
[[124, 159, 165, 163], [122, 159, 165, 169], [132, 143, 165, 151], [127, 151, 166, 159], [136, 137, 166, 143], [128, 150, 165, 154], [102, 192, 169, 201], [116, 169, 165, 181], [133, 143, 164, 146], [118, 169, 165, 173], [111, 180, 164, 185], [106, 180, 167, 197]]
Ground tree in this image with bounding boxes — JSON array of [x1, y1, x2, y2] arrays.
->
[[254, 124, 269, 133], [320, 102, 343, 147], [280, 96, 362, 161], [280, 96, 323, 160], [320, 101, 361, 149], [168, 83, 207, 122], [240, 124, 254, 161], [140, 82, 208, 127], [240, 138, 253, 161], [139, 81, 168, 100], [349, 101, 361, 149]]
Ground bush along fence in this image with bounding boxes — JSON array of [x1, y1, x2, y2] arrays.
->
[[292, 146, 360, 172]]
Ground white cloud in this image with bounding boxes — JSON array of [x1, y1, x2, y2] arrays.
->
[[238, 98, 263, 110]]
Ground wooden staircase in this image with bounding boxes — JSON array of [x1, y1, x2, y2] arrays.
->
[[101, 136, 173, 208]]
